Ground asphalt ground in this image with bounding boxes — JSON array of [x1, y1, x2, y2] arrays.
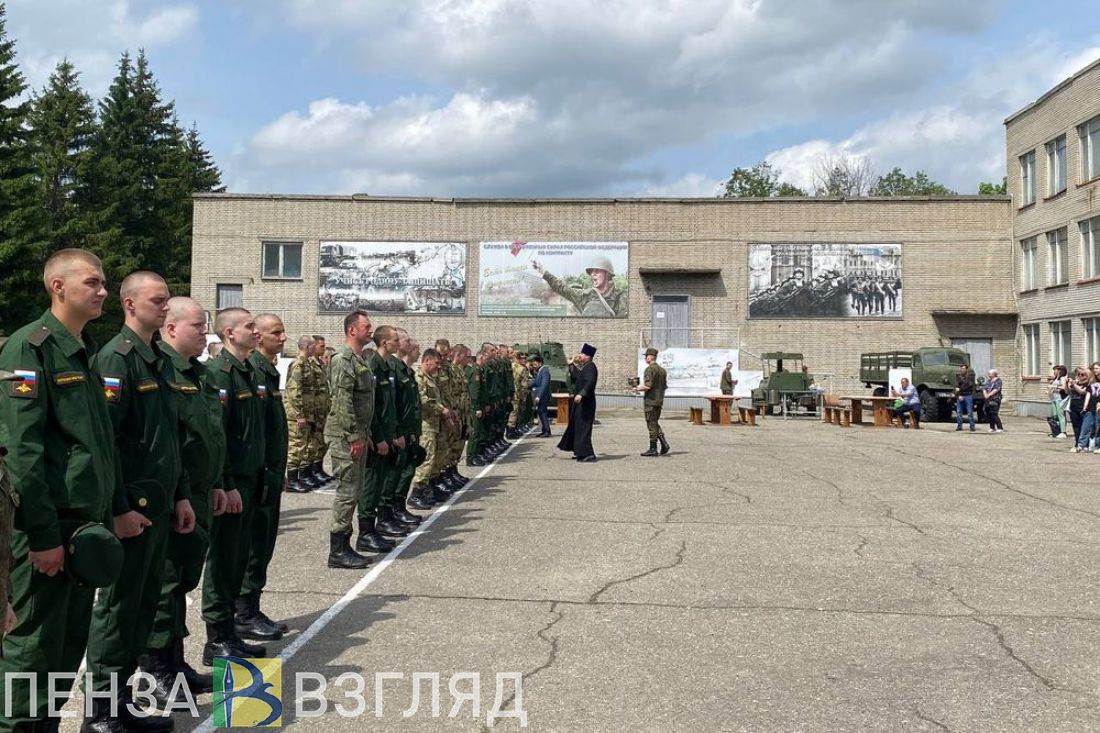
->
[[56, 408, 1100, 732]]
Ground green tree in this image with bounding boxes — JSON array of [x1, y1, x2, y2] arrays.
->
[[721, 161, 805, 198], [28, 58, 97, 254], [812, 155, 876, 197], [977, 178, 1007, 195], [870, 167, 955, 196], [0, 4, 47, 334]]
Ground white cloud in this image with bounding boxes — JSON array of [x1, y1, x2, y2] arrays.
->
[[638, 173, 724, 198]]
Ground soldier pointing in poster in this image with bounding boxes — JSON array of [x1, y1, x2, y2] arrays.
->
[[532, 256, 627, 317]]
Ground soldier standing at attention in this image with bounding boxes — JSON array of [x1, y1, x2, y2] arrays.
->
[[201, 308, 267, 664], [633, 347, 670, 457], [1, 368, 19, 642], [0, 250, 127, 733], [236, 315, 290, 642], [464, 348, 488, 467], [400, 339, 436, 510], [325, 311, 374, 570], [448, 345, 475, 481], [381, 328, 422, 528], [142, 297, 228, 704], [284, 336, 317, 493], [308, 336, 335, 487], [411, 349, 447, 501], [431, 339, 458, 494], [507, 351, 528, 439], [85, 272, 188, 733]]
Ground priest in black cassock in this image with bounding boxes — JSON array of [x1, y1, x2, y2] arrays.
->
[[558, 343, 599, 462]]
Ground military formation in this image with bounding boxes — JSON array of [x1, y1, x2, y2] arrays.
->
[[0, 251, 543, 732]]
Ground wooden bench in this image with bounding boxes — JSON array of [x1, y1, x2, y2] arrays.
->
[[823, 405, 852, 427], [689, 406, 704, 425], [736, 405, 757, 426]]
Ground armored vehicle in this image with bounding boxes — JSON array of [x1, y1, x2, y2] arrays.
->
[[859, 347, 984, 421], [513, 341, 569, 394], [751, 352, 817, 415]]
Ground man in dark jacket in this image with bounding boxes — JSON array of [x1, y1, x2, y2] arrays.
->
[[529, 354, 552, 437]]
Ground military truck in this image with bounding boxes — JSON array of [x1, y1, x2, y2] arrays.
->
[[859, 347, 984, 421], [751, 352, 817, 415], [512, 341, 569, 394]]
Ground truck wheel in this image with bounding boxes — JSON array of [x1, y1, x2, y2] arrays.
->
[[872, 387, 887, 397], [919, 390, 939, 422]]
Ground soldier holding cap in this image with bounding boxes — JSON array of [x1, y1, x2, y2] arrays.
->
[[633, 347, 670, 457]]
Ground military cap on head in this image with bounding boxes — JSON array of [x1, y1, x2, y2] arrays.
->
[[528, 354, 544, 363], [586, 256, 615, 277], [645, 348, 658, 357], [581, 343, 597, 357], [63, 522, 124, 588]]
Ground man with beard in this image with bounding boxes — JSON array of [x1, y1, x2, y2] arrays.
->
[[558, 343, 598, 462]]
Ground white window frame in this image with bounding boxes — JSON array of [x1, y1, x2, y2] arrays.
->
[[1047, 227, 1068, 285], [1020, 150, 1036, 206], [1050, 320, 1072, 370], [1081, 116, 1100, 182], [1023, 323, 1041, 376], [215, 283, 243, 310], [1020, 236, 1038, 291], [1082, 216, 1100, 280], [1085, 317, 1100, 365], [1046, 134, 1067, 195], [261, 240, 304, 280]]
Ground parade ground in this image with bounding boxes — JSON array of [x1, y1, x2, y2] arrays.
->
[[65, 410, 1098, 732]]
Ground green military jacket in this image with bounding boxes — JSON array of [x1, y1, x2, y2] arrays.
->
[[436, 359, 454, 410], [94, 326, 185, 519], [402, 361, 422, 439], [324, 344, 374, 445], [391, 356, 419, 440], [160, 342, 226, 501], [310, 357, 331, 421], [367, 351, 398, 445], [450, 362, 471, 415], [250, 351, 289, 492], [209, 349, 265, 489], [284, 353, 313, 422], [643, 362, 668, 407], [415, 366, 445, 434], [543, 271, 627, 317], [465, 364, 486, 412], [1, 398, 15, 612], [0, 311, 118, 551]]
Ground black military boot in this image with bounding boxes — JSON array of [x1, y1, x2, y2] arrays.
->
[[356, 515, 395, 553], [297, 465, 323, 490], [328, 531, 372, 569], [391, 496, 422, 526], [137, 646, 178, 707], [311, 462, 336, 487], [428, 480, 451, 504], [285, 468, 310, 493], [80, 698, 126, 733], [253, 593, 289, 634], [202, 621, 236, 666], [407, 483, 433, 510], [641, 441, 659, 457], [117, 694, 174, 733], [467, 454, 485, 466], [173, 637, 213, 695], [658, 432, 670, 455], [234, 596, 283, 641], [376, 507, 410, 538]]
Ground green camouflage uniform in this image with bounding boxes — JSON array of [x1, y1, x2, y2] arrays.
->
[[413, 367, 445, 484], [309, 357, 331, 464], [444, 361, 468, 469], [284, 353, 314, 472], [325, 346, 375, 533], [508, 360, 528, 429], [542, 271, 627, 317], [395, 359, 422, 499], [465, 363, 487, 461], [0, 370, 16, 648], [643, 362, 669, 441]]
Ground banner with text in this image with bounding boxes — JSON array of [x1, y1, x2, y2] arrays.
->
[[636, 348, 762, 397], [319, 241, 466, 314]]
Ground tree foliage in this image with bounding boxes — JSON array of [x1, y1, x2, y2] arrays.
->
[[977, 178, 1007, 195], [721, 161, 806, 198], [870, 167, 955, 196], [812, 155, 876, 197]]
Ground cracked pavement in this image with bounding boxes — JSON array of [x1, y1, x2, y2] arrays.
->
[[124, 410, 1100, 731]]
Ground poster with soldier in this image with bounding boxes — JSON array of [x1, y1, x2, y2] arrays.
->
[[748, 243, 902, 318], [478, 241, 629, 317], [318, 241, 466, 314]]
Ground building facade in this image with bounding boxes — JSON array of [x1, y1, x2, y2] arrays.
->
[[1006, 58, 1100, 415], [191, 194, 1014, 396]]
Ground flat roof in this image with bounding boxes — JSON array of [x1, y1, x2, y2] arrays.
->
[[193, 192, 1011, 204], [1005, 55, 1100, 125]]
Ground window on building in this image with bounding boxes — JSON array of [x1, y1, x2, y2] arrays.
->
[[1050, 320, 1072, 369], [1020, 150, 1036, 206], [1081, 116, 1100, 182], [1020, 236, 1038, 290], [262, 241, 303, 279], [1023, 324, 1041, 376], [1047, 227, 1068, 285], [1046, 134, 1067, 195], [1082, 216, 1100, 279], [1085, 318, 1100, 365], [216, 284, 243, 310]]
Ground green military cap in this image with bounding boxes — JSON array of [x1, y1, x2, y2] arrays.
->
[[167, 523, 209, 563], [126, 478, 166, 517], [645, 348, 658, 357], [63, 522, 124, 588]]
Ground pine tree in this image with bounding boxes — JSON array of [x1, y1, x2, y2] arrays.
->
[[0, 4, 46, 334]]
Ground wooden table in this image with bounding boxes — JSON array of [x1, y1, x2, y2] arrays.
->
[[552, 393, 571, 425], [839, 395, 896, 427], [706, 395, 735, 425]]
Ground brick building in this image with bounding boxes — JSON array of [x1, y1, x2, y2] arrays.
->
[[1006, 58, 1100, 416], [190, 193, 1015, 396]]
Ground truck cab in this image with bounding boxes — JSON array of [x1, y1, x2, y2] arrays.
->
[[860, 347, 984, 421]]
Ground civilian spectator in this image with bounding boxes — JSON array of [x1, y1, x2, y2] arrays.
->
[[890, 377, 920, 429], [983, 370, 1004, 433]]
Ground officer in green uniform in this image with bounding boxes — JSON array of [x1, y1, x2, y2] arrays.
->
[[284, 336, 316, 492], [464, 349, 486, 467], [85, 271, 187, 733], [1, 367, 21, 646], [142, 296, 227, 703], [325, 310, 374, 569], [307, 336, 335, 487], [0, 249, 121, 733], [398, 339, 430, 510], [411, 349, 447, 499], [201, 308, 267, 664], [532, 256, 627, 317], [237, 314, 290, 642], [633, 347, 670, 457], [381, 328, 422, 526]]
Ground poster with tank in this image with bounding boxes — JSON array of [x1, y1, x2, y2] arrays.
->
[[635, 348, 762, 397], [318, 241, 466, 314], [478, 241, 629, 317], [748, 243, 902, 318]]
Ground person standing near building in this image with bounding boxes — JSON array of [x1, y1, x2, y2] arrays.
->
[[442, 344, 472, 489], [982, 369, 1004, 433], [237, 314, 290, 642], [0, 250, 127, 733], [307, 336, 335, 488], [284, 336, 317, 492], [530, 354, 552, 437], [465, 348, 491, 465], [633, 347, 670, 456], [507, 351, 529, 439], [720, 362, 734, 395], [324, 310, 374, 569], [558, 344, 599, 462], [954, 364, 976, 432], [384, 329, 423, 526], [412, 349, 448, 499]]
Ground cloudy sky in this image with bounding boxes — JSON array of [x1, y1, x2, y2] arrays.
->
[[8, 0, 1099, 197]]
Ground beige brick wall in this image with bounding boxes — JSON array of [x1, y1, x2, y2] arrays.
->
[[191, 195, 1014, 397], [1007, 58, 1100, 409]]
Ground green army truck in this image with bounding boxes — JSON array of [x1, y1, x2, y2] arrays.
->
[[752, 352, 817, 415], [859, 347, 983, 422], [513, 341, 569, 394]]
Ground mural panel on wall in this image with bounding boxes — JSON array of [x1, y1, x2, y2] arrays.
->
[[318, 241, 466, 314]]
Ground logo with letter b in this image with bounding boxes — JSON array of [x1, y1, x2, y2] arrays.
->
[[212, 656, 283, 728]]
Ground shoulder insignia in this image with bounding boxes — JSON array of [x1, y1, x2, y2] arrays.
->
[[136, 379, 159, 393], [9, 370, 39, 398], [54, 371, 86, 387], [172, 382, 200, 394], [220, 360, 232, 373], [271, 390, 282, 399], [27, 327, 50, 347], [114, 340, 135, 356], [102, 376, 122, 401], [236, 389, 253, 400]]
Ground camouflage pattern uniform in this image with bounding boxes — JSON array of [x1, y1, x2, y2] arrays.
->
[[508, 359, 528, 430], [444, 360, 470, 469], [284, 351, 314, 474], [308, 355, 330, 465], [413, 366, 445, 485], [325, 345, 375, 533]]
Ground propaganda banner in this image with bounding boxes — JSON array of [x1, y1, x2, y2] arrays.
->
[[748, 243, 902, 318], [636, 348, 762, 397], [318, 241, 466, 314], [478, 241, 629, 317]]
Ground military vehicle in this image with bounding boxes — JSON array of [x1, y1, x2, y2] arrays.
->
[[512, 341, 569, 394], [859, 347, 984, 421], [751, 352, 817, 415]]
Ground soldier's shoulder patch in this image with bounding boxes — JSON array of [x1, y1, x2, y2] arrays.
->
[[102, 375, 122, 402], [220, 360, 233, 374], [54, 371, 86, 387], [10, 370, 39, 398], [257, 384, 268, 399], [172, 382, 200, 394], [218, 388, 229, 403], [236, 388, 253, 400], [27, 327, 50, 347], [136, 378, 159, 393], [114, 340, 135, 356]]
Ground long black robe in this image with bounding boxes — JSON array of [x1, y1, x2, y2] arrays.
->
[[558, 360, 598, 458]]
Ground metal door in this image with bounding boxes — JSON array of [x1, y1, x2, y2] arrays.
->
[[651, 296, 691, 349], [950, 337, 992, 376]]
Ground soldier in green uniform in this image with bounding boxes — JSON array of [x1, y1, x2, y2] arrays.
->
[[236, 314, 290, 642], [1, 368, 21, 646], [532, 256, 627, 317], [411, 349, 448, 500], [381, 328, 423, 526], [464, 348, 488, 467], [398, 338, 432, 510], [307, 336, 335, 487], [85, 271, 187, 733], [201, 308, 267, 664], [0, 250, 123, 733], [446, 345, 473, 484], [325, 311, 374, 569], [142, 297, 227, 703], [633, 347, 670, 457], [284, 336, 317, 492], [432, 339, 466, 492]]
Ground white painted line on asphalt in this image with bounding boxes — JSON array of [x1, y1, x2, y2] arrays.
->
[[192, 430, 532, 732]]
